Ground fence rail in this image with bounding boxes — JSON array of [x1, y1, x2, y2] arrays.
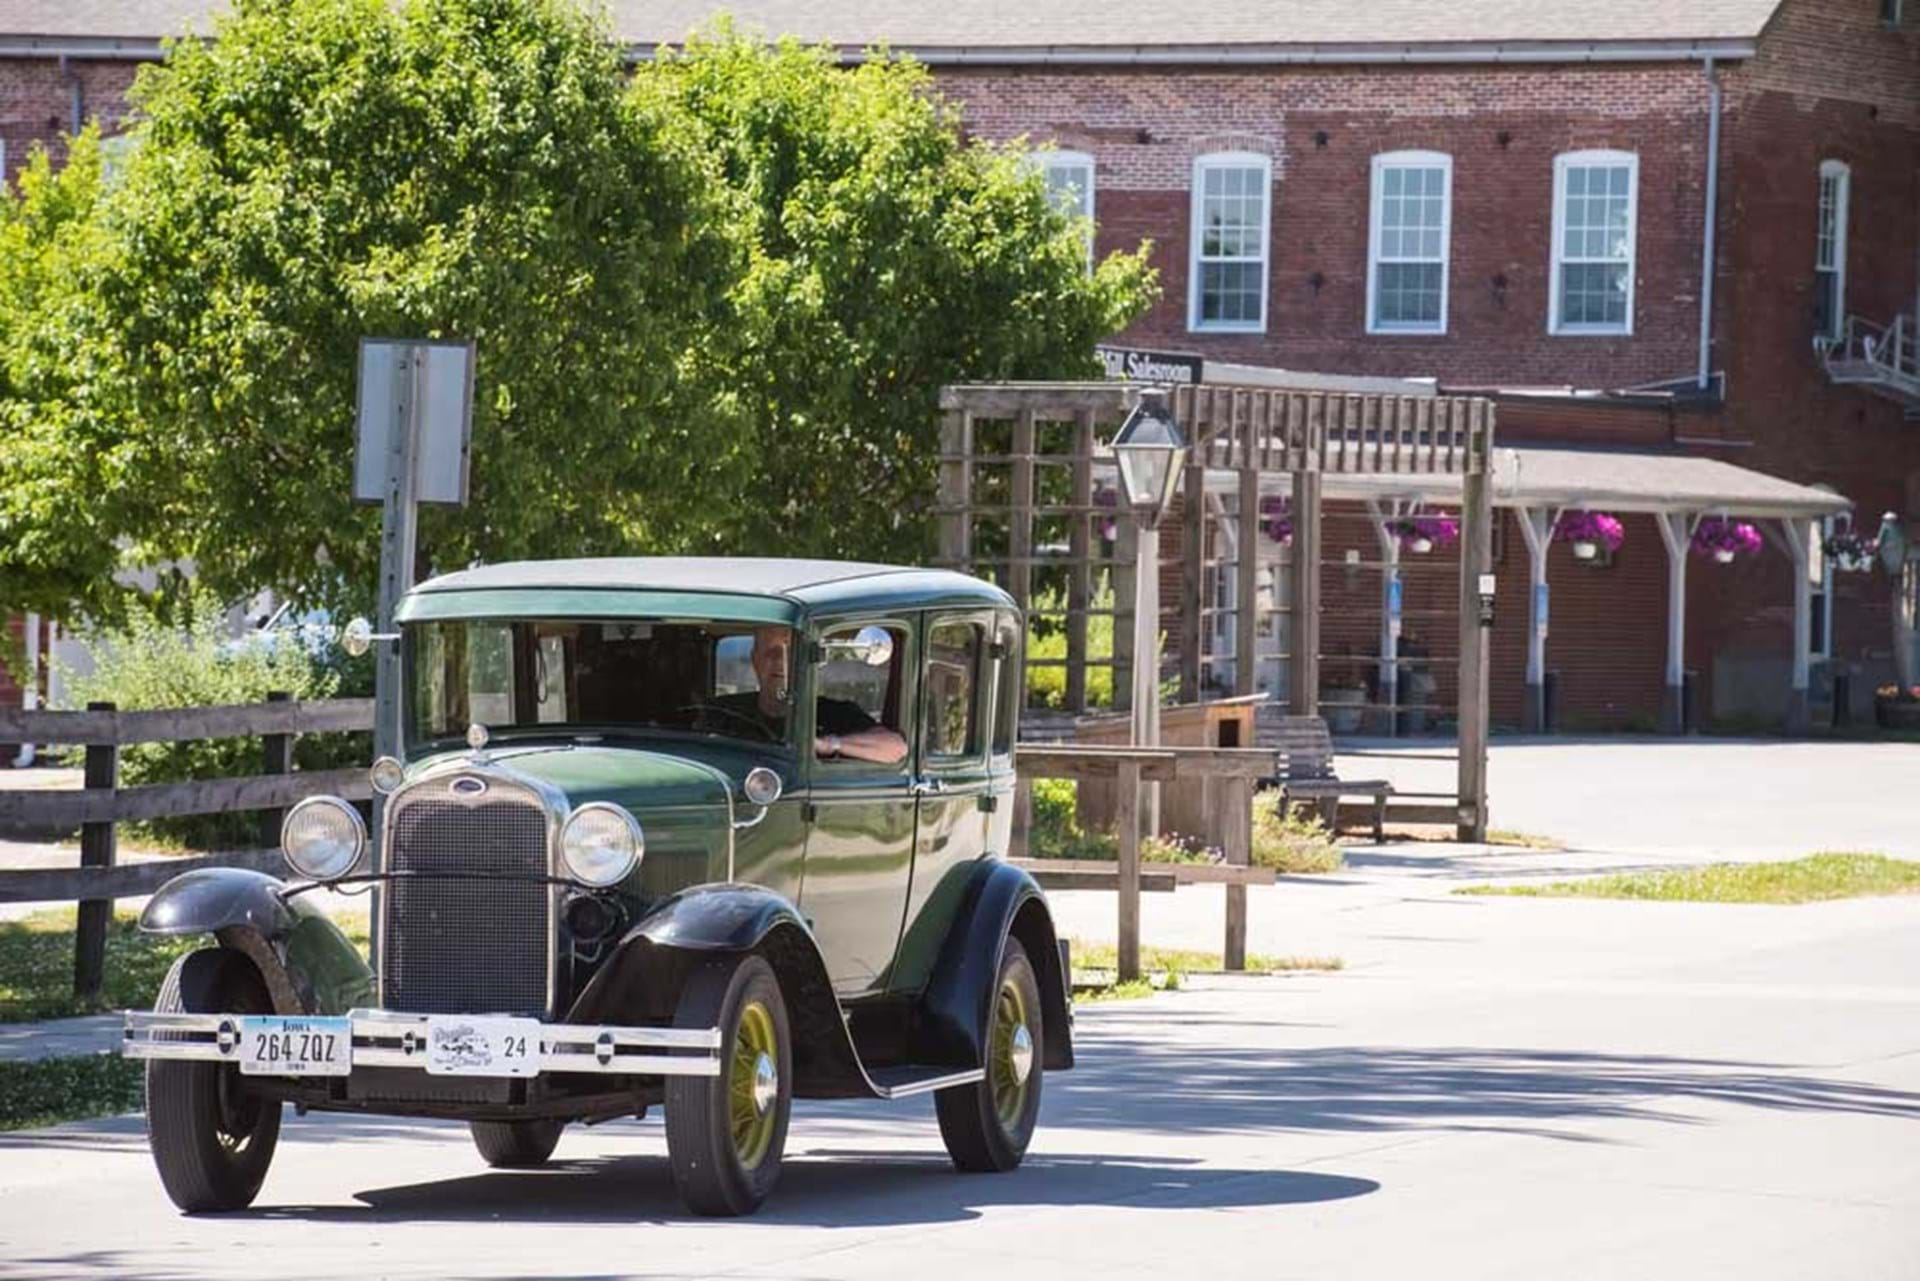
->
[[0, 694, 374, 1000]]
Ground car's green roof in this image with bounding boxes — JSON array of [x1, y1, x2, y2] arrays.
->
[[399, 557, 1013, 623]]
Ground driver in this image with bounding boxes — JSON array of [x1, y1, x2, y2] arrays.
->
[[713, 626, 907, 764]]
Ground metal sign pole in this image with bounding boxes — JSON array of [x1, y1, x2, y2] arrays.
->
[[368, 343, 422, 972]]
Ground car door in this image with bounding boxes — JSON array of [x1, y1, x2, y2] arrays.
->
[[798, 616, 918, 997], [888, 609, 1002, 996]]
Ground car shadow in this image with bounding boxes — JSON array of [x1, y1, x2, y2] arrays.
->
[[243, 1151, 1377, 1227]]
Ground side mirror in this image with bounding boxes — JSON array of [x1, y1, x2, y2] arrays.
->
[[821, 625, 894, 668], [340, 616, 399, 658]]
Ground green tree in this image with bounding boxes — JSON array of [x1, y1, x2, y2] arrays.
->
[[42, 0, 742, 617], [636, 29, 1157, 561]]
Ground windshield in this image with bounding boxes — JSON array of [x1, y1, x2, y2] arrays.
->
[[403, 619, 794, 754]]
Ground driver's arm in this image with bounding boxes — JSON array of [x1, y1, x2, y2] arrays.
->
[[814, 700, 907, 765]]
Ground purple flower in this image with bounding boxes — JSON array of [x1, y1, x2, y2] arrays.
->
[[1258, 494, 1293, 544], [1553, 510, 1626, 552], [1092, 485, 1118, 542], [1691, 517, 1764, 559], [1388, 513, 1459, 550]]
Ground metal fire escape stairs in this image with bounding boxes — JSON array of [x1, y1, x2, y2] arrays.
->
[[1822, 313, 1920, 417]]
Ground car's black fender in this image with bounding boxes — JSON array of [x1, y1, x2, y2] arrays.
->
[[566, 884, 871, 1098], [912, 859, 1074, 1072], [139, 867, 375, 1016]]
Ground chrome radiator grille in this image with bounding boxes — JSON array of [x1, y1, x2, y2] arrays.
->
[[381, 774, 552, 1017]]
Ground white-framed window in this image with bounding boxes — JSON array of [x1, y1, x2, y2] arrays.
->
[[1367, 150, 1451, 334], [1882, 0, 1904, 28], [1814, 160, 1850, 341], [100, 133, 138, 187], [1189, 152, 1271, 333], [1039, 150, 1096, 266], [1549, 150, 1637, 336]]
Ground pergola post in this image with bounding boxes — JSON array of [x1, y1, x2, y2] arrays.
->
[[1456, 467, 1493, 842], [1289, 468, 1323, 714], [1655, 513, 1695, 734], [1779, 517, 1814, 734], [1514, 507, 1554, 733], [1366, 500, 1402, 737]]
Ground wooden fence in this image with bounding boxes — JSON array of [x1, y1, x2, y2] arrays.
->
[[0, 695, 373, 999], [1010, 744, 1276, 982]]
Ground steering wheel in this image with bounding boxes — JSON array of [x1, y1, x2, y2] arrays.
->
[[676, 701, 781, 742]]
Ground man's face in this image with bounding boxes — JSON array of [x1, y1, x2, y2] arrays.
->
[[750, 627, 792, 705]]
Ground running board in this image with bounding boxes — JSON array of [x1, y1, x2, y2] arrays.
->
[[863, 1065, 986, 1099]]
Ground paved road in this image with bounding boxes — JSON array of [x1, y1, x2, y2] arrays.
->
[[6, 849, 1918, 1280]]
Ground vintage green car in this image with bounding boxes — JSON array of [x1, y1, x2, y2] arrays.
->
[[123, 559, 1072, 1216]]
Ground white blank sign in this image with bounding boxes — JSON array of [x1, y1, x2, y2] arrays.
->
[[353, 338, 475, 506]]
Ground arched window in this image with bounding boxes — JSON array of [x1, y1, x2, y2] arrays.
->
[[1549, 150, 1637, 336], [1367, 151, 1452, 334], [1189, 152, 1272, 333], [1815, 160, 1850, 341]]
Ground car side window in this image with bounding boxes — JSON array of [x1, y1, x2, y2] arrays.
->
[[991, 615, 1019, 759], [815, 623, 907, 767], [925, 618, 983, 761]]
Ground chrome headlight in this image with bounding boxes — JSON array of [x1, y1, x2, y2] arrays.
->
[[560, 803, 643, 887], [281, 796, 367, 881]]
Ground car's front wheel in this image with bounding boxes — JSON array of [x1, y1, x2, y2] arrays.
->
[[935, 936, 1043, 1172], [664, 954, 793, 1216], [470, 1119, 564, 1168], [145, 950, 283, 1213]]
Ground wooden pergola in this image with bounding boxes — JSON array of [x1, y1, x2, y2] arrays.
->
[[937, 380, 1498, 839]]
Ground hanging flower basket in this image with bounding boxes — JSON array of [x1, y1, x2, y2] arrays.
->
[[1824, 528, 1878, 574], [1257, 494, 1293, 545], [1553, 510, 1625, 561], [1092, 485, 1118, 544], [1691, 517, 1763, 564], [1387, 514, 1459, 554]]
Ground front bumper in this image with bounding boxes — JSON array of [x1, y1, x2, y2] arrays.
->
[[122, 1009, 722, 1079]]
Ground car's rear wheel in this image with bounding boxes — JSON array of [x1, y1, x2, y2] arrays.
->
[[145, 949, 283, 1213], [664, 954, 792, 1216], [935, 936, 1042, 1172], [470, 1119, 564, 1168]]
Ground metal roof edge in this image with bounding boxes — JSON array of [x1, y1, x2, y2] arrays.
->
[[628, 37, 1759, 67], [0, 36, 170, 58]]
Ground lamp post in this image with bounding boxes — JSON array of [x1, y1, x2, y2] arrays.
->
[[1111, 388, 1188, 836]]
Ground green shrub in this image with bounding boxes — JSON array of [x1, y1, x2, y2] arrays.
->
[[1026, 584, 1116, 710], [0, 1056, 145, 1131], [60, 592, 371, 850], [1026, 777, 1117, 860], [1252, 793, 1344, 874]]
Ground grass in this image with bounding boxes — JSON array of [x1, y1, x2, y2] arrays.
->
[[1456, 853, 1920, 905], [1485, 829, 1566, 851], [1070, 938, 1343, 976], [0, 1055, 147, 1131], [1027, 777, 1345, 875], [0, 908, 370, 1023]]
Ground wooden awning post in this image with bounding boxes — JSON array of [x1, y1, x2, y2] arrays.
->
[[1655, 512, 1695, 734], [1456, 465, 1493, 842], [1779, 516, 1814, 734], [1513, 506, 1555, 733]]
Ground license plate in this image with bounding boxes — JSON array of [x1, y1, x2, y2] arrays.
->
[[238, 1016, 352, 1076], [424, 1016, 541, 1077]]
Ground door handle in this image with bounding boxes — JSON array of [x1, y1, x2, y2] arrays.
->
[[911, 778, 947, 797]]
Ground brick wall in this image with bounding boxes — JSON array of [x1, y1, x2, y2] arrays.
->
[[0, 58, 141, 185], [940, 62, 1713, 388]]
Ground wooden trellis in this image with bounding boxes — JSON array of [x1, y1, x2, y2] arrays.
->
[[937, 379, 1497, 839]]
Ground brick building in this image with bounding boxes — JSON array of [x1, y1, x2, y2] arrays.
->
[[3, 0, 1918, 732]]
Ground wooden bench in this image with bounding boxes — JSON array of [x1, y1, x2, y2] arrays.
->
[[1263, 714, 1394, 842]]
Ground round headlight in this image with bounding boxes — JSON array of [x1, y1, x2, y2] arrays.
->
[[368, 755, 406, 795], [561, 804, 643, 887], [281, 796, 367, 881]]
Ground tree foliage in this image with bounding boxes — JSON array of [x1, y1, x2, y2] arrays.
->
[[0, 2, 1157, 625]]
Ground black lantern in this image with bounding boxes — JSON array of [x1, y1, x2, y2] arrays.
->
[[1110, 389, 1188, 528]]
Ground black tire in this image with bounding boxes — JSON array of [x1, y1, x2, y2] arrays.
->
[[664, 954, 792, 1216], [470, 1119, 564, 1168], [145, 949, 283, 1214], [935, 936, 1043, 1173]]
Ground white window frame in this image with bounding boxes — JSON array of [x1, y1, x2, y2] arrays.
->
[[1548, 149, 1638, 337], [1188, 152, 1272, 334], [1366, 150, 1452, 335], [1039, 150, 1097, 268], [1815, 159, 1850, 342]]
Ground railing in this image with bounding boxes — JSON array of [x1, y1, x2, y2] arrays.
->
[[1825, 313, 1920, 388], [1011, 745, 1276, 982], [0, 695, 373, 999]]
